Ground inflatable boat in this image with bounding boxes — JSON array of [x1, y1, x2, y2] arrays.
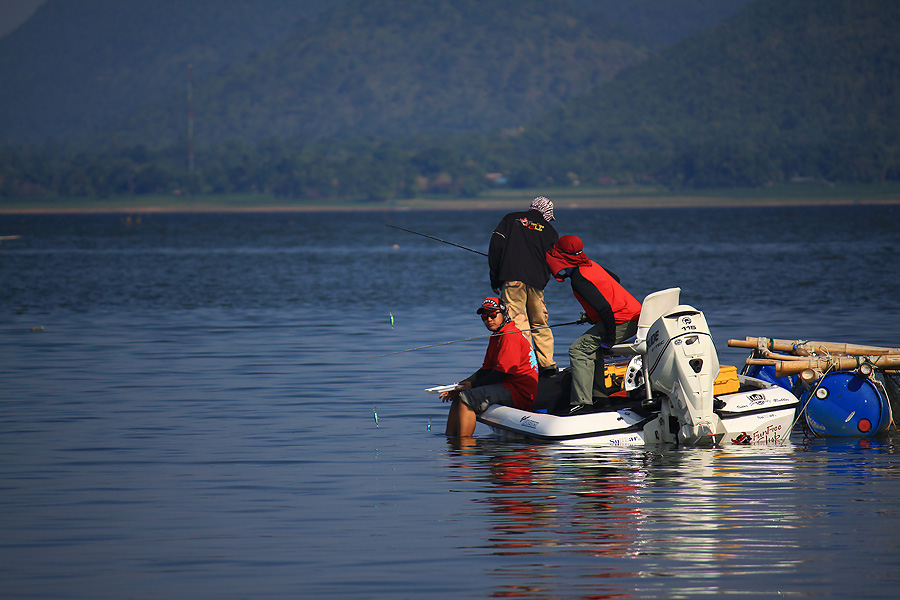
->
[[434, 288, 801, 447]]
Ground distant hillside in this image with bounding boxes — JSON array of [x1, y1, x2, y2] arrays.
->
[[573, 0, 751, 47], [5, 0, 896, 200], [0, 0, 754, 148], [106, 0, 649, 147], [0, 0, 45, 39], [505, 0, 900, 187], [0, 0, 338, 144]]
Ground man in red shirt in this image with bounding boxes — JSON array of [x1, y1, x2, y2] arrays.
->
[[546, 235, 642, 415], [442, 297, 539, 437]]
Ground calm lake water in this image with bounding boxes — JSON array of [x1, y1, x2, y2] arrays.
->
[[1, 205, 900, 599]]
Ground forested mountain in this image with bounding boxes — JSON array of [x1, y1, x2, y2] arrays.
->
[[0, 0, 339, 144], [497, 0, 900, 187], [571, 0, 750, 48], [0, 0, 752, 147], [105, 0, 649, 147], [1, 0, 897, 199]]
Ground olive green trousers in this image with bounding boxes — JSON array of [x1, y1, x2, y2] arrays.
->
[[569, 319, 638, 407]]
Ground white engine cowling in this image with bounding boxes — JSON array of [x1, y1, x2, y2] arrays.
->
[[643, 305, 726, 446]]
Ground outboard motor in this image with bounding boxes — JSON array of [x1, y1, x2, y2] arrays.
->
[[611, 288, 727, 447], [644, 306, 727, 446]]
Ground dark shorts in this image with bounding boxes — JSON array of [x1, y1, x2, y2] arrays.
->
[[458, 383, 514, 414]]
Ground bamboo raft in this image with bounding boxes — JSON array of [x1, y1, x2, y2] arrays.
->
[[729, 337, 900, 436], [729, 336, 900, 377]]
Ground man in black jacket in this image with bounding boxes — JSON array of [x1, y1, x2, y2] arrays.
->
[[488, 196, 559, 376]]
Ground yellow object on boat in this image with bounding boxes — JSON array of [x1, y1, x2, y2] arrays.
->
[[604, 362, 740, 395], [713, 365, 740, 395]]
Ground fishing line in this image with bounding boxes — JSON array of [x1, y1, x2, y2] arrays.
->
[[383, 207, 399, 328], [382, 223, 486, 329], [778, 364, 834, 445], [386, 224, 488, 257], [368, 320, 583, 359]]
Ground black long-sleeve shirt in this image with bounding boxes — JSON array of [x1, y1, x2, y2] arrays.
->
[[488, 209, 559, 290]]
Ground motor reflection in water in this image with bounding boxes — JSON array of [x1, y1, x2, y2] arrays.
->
[[443, 439, 803, 599]]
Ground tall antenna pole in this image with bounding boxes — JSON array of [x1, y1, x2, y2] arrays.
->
[[187, 63, 194, 174]]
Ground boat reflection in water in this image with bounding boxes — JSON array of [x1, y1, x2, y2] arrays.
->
[[444, 441, 803, 598]]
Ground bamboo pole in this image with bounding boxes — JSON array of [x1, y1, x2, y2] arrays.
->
[[767, 355, 900, 376], [756, 350, 810, 361], [799, 368, 823, 388], [728, 337, 900, 356], [745, 358, 778, 366]]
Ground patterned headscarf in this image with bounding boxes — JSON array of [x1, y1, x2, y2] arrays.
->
[[529, 196, 554, 221]]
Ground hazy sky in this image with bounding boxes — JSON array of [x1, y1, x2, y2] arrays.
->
[[0, 0, 46, 39]]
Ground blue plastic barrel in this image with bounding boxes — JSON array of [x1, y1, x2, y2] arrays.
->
[[744, 363, 799, 393], [801, 371, 891, 437]]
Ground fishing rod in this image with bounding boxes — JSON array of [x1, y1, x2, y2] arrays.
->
[[386, 224, 488, 257], [369, 320, 584, 359]]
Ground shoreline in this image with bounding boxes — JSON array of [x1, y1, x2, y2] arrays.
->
[[2, 185, 899, 214]]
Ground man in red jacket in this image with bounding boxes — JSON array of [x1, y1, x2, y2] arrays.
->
[[442, 297, 539, 437], [546, 235, 642, 415]]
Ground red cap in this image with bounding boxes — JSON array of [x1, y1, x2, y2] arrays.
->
[[556, 234, 584, 255], [546, 235, 591, 281], [477, 296, 503, 314]]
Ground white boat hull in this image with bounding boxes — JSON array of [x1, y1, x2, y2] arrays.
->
[[477, 375, 799, 446]]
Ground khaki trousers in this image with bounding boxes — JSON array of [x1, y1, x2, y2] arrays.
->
[[501, 281, 556, 369]]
